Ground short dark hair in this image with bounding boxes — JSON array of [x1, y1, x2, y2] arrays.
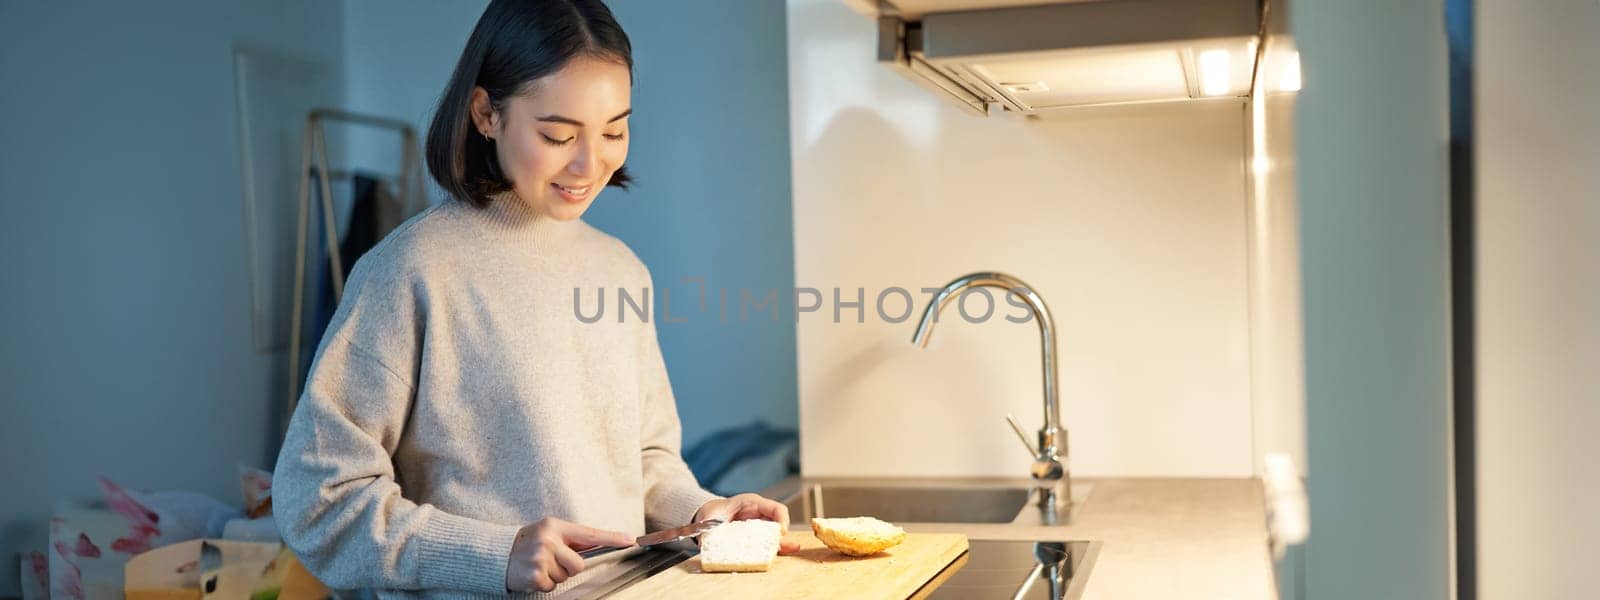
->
[[426, 0, 634, 207]]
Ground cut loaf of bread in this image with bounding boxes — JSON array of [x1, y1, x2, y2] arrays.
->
[[699, 519, 782, 573], [810, 516, 907, 556]]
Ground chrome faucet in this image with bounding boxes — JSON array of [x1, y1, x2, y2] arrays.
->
[[911, 272, 1070, 515]]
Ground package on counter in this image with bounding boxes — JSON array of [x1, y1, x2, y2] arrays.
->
[[124, 539, 328, 600]]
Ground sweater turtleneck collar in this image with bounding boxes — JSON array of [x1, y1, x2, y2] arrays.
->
[[464, 189, 584, 248]]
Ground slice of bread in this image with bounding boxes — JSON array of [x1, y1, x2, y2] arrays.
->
[[810, 516, 907, 556], [699, 519, 782, 573]]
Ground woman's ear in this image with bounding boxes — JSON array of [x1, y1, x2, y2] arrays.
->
[[468, 86, 498, 139]]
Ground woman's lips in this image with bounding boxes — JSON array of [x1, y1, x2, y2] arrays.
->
[[552, 182, 591, 203]]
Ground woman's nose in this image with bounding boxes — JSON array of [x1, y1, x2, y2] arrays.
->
[[566, 139, 601, 179]]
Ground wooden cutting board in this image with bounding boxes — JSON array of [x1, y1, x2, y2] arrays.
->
[[608, 531, 969, 599]]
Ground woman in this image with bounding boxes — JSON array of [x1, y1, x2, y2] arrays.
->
[[273, 1, 797, 596]]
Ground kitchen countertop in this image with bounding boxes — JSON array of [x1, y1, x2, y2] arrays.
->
[[760, 476, 1277, 600]]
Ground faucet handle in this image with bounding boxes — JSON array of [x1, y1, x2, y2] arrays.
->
[[1005, 414, 1039, 457], [1009, 414, 1067, 482]]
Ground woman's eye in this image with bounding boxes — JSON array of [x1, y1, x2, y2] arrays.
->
[[540, 134, 574, 146], [604, 132, 626, 141]]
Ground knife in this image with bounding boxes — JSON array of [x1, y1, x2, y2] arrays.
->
[[577, 519, 724, 559]]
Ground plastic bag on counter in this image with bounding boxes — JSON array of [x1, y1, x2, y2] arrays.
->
[[238, 464, 274, 519], [100, 476, 243, 552]]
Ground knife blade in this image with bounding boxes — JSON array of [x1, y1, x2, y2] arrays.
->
[[577, 519, 724, 559]]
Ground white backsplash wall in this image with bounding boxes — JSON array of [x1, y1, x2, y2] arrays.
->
[[788, 0, 1254, 477]]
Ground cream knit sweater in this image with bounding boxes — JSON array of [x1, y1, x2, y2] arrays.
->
[[273, 191, 719, 598]]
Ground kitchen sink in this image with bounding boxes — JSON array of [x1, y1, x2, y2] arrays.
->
[[785, 484, 1034, 524]]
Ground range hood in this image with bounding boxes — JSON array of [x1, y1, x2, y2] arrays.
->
[[850, 0, 1262, 116]]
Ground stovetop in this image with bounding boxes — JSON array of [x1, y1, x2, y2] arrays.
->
[[922, 540, 1100, 600]]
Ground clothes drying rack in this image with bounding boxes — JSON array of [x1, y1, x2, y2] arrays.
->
[[286, 108, 426, 421]]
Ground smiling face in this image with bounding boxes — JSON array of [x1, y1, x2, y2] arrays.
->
[[470, 55, 632, 221]]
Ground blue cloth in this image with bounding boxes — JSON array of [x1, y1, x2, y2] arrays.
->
[[685, 422, 798, 496]]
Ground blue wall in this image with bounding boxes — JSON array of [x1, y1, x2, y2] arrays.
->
[[592, 0, 799, 451], [0, 1, 796, 595], [0, 1, 345, 595]]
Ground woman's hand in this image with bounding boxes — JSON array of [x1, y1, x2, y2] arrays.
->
[[506, 517, 634, 593], [693, 493, 803, 555]]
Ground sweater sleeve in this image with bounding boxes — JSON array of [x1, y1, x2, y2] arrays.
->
[[273, 291, 520, 592], [636, 305, 722, 532]]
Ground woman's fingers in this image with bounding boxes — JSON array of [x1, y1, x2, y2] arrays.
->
[[732, 493, 792, 530], [779, 537, 803, 555], [511, 517, 638, 592], [708, 493, 794, 529], [769, 497, 792, 531], [557, 520, 635, 549], [733, 503, 766, 520], [756, 496, 800, 555], [539, 549, 569, 584], [532, 566, 555, 593], [551, 542, 586, 576]]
